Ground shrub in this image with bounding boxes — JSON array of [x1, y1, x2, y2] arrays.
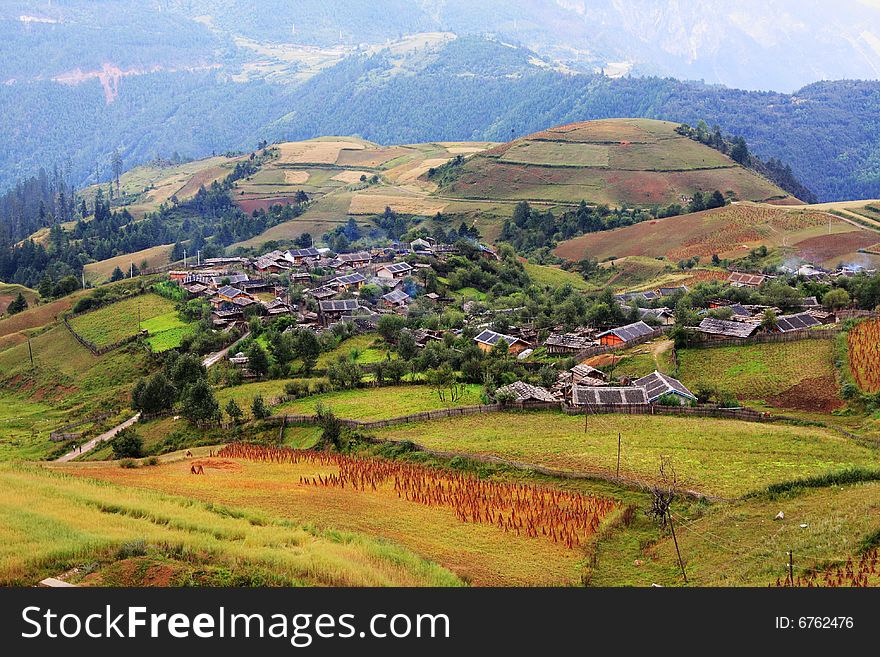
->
[[119, 459, 138, 469], [111, 428, 144, 459]]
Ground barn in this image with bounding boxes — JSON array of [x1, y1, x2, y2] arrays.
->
[[495, 381, 557, 403], [774, 312, 822, 333], [696, 318, 759, 340]]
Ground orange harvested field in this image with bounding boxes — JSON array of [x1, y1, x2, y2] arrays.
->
[[794, 231, 880, 263], [175, 165, 229, 199], [84, 244, 174, 283], [848, 319, 880, 393], [331, 170, 371, 184], [276, 140, 365, 165], [66, 447, 617, 586], [0, 294, 80, 340], [284, 170, 311, 184], [349, 193, 447, 215], [336, 146, 411, 168], [555, 205, 840, 262]]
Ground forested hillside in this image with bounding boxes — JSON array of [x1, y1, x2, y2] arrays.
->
[[1, 28, 880, 200]]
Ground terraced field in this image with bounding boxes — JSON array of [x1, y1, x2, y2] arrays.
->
[[441, 119, 793, 207], [68, 294, 177, 349]]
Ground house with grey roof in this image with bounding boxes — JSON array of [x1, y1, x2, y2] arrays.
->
[[634, 371, 697, 405]]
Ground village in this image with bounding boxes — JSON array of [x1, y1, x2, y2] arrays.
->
[[158, 237, 857, 416]]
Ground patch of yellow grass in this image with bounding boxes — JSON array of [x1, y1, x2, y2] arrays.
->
[[276, 140, 365, 165], [331, 170, 371, 184], [349, 192, 447, 215]]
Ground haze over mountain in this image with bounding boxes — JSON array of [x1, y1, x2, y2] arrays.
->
[[2, 1, 880, 200]]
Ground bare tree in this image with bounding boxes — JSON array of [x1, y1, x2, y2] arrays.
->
[[646, 456, 688, 583]]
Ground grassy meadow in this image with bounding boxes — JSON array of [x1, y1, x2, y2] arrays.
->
[[69, 293, 177, 349], [275, 384, 484, 421], [371, 411, 877, 498]]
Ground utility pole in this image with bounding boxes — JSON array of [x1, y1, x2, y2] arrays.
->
[[130, 262, 133, 279], [616, 432, 621, 478], [584, 409, 588, 434], [668, 511, 687, 584], [138, 300, 141, 331], [27, 339, 34, 370], [197, 250, 201, 267], [183, 249, 187, 268], [788, 550, 795, 586]]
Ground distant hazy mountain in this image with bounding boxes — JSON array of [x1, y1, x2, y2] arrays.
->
[[4, 0, 880, 90], [2, 1, 880, 201]]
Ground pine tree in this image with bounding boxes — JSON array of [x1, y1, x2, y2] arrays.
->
[[6, 292, 27, 315]]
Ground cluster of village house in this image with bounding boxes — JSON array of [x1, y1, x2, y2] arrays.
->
[[168, 247, 841, 409], [169, 237, 484, 332], [448, 269, 840, 409]]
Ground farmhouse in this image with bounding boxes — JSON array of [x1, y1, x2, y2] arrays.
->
[[658, 285, 688, 297], [774, 312, 822, 333], [210, 273, 249, 289], [728, 271, 768, 288], [381, 288, 411, 308], [634, 371, 697, 405], [318, 299, 360, 326], [330, 272, 367, 291], [334, 251, 372, 269], [228, 352, 249, 367], [570, 363, 606, 385], [479, 244, 500, 261], [637, 307, 675, 325], [253, 256, 290, 275], [285, 247, 321, 265], [696, 317, 759, 339], [495, 381, 557, 403], [410, 238, 433, 255], [571, 386, 649, 406], [410, 328, 444, 348], [544, 330, 594, 354], [473, 329, 528, 355], [376, 262, 413, 280], [615, 290, 661, 303], [596, 321, 655, 347], [216, 286, 251, 303], [308, 286, 337, 301]]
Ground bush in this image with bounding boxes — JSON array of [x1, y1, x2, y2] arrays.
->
[[142, 456, 160, 466], [119, 459, 138, 469], [111, 428, 144, 459]]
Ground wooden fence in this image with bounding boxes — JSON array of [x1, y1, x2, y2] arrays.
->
[[271, 399, 776, 430], [62, 314, 145, 356], [50, 411, 113, 441], [563, 403, 771, 422], [687, 326, 839, 349]]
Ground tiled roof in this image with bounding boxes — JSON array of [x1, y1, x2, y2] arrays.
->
[[217, 285, 245, 298], [596, 321, 655, 342], [633, 371, 696, 402], [382, 289, 411, 304], [775, 312, 822, 333], [572, 386, 649, 406], [474, 329, 521, 347], [334, 273, 366, 286], [495, 381, 556, 402], [697, 318, 759, 338], [337, 251, 372, 263], [728, 271, 767, 286], [319, 299, 360, 312]]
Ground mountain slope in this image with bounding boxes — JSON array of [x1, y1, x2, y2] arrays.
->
[[437, 119, 794, 206]]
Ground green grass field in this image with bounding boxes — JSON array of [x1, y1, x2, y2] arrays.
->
[[0, 463, 459, 586], [69, 294, 177, 349], [317, 333, 395, 368], [677, 340, 839, 409], [275, 385, 484, 421], [523, 262, 596, 291], [141, 311, 195, 352], [371, 410, 876, 498]]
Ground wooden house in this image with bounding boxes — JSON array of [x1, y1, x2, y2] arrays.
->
[[318, 299, 360, 326], [494, 381, 557, 403], [473, 329, 528, 355], [728, 271, 768, 288], [634, 371, 696, 404], [596, 321, 655, 347], [376, 262, 413, 280], [284, 247, 321, 265], [696, 317, 759, 340], [571, 386, 649, 407], [334, 251, 372, 269], [543, 331, 593, 354]]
